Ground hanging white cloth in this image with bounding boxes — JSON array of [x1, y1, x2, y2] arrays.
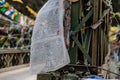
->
[[20, 15, 24, 25], [30, 0, 70, 74]]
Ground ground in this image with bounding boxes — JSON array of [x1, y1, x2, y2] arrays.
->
[[0, 67, 36, 80]]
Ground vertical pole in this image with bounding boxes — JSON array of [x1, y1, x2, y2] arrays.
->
[[99, 0, 103, 65], [69, 1, 79, 64], [92, 0, 99, 65]]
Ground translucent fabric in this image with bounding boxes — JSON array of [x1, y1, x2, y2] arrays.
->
[[30, 0, 70, 74]]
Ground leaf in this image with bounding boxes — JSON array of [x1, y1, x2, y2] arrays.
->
[[117, 24, 120, 30]]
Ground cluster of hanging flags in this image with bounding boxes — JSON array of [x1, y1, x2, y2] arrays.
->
[[0, 0, 35, 26]]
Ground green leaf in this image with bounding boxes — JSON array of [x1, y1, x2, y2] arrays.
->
[[117, 24, 120, 30]]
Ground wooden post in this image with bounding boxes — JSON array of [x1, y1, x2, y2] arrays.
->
[[92, 0, 99, 65]]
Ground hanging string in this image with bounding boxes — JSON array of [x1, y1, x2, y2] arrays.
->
[[114, 16, 120, 26]]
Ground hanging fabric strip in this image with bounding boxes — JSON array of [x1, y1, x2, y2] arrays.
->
[[30, 0, 70, 74], [11, 10, 18, 20], [0, 0, 6, 7], [0, 1, 34, 26], [5, 6, 15, 18], [0, 2, 9, 13], [20, 14, 24, 25]]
